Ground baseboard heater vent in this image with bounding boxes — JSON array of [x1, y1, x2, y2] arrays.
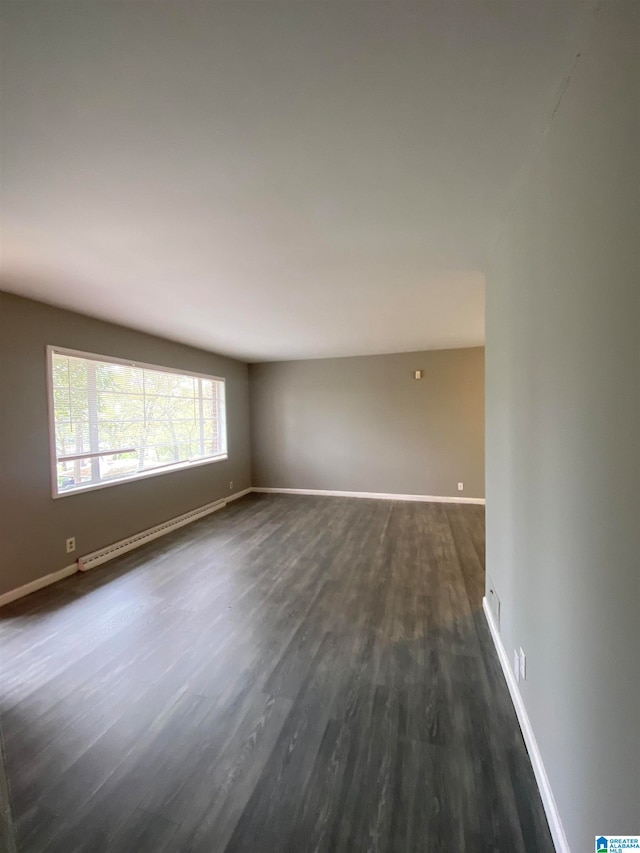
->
[[77, 498, 228, 572]]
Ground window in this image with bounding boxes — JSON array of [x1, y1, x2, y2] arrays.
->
[[48, 346, 227, 497]]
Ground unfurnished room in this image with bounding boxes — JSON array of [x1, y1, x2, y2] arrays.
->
[[0, 3, 638, 853]]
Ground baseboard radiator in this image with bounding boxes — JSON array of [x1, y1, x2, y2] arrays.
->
[[77, 498, 227, 571]]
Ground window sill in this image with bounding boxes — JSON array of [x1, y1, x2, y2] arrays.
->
[[52, 453, 229, 499]]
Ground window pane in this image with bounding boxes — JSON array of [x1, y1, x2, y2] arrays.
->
[[56, 457, 94, 491], [50, 350, 227, 495], [98, 451, 139, 481]]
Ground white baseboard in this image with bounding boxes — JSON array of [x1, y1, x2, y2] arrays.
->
[[227, 487, 252, 503], [252, 487, 485, 505], [0, 487, 252, 608], [0, 563, 78, 608], [482, 597, 570, 853]]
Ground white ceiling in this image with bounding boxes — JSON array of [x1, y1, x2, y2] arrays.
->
[[1, 1, 595, 361]]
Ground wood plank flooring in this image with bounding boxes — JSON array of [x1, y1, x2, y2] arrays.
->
[[0, 494, 553, 852]]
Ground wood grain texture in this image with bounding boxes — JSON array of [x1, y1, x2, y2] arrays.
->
[[0, 494, 553, 852]]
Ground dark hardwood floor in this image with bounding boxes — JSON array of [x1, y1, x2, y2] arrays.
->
[[0, 494, 553, 852]]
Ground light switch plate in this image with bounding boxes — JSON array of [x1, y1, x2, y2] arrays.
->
[[519, 648, 526, 681]]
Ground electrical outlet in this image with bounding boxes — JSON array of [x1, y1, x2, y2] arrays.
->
[[519, 648, 526, 681], [513, 650, 520, 684], [66, 537, 76, 554], [229, 481, 234, 490], [458, 482, 464, 491]]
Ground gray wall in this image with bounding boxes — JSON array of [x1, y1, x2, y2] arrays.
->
[[250, 347, 484, 499], [0, 292, 251, 597], [485, 4, 639, 851]]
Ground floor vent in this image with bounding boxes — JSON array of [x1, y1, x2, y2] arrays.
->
[[77, 498, 228, 572]]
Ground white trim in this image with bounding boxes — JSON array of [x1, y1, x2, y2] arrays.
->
[[0, 488, 251, 607], [226, 487, 252, 503], [0, 563, 78, 608], [251, 487, 485, 505], [482, 597, 571, 853], [46, 344, 59, 498]]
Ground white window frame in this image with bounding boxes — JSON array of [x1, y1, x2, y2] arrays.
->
[[46, 345, 228, 499]]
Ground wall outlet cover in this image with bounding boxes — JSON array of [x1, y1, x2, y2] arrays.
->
[[514, 649, 520, 683], [486, 576, 500, 630]]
